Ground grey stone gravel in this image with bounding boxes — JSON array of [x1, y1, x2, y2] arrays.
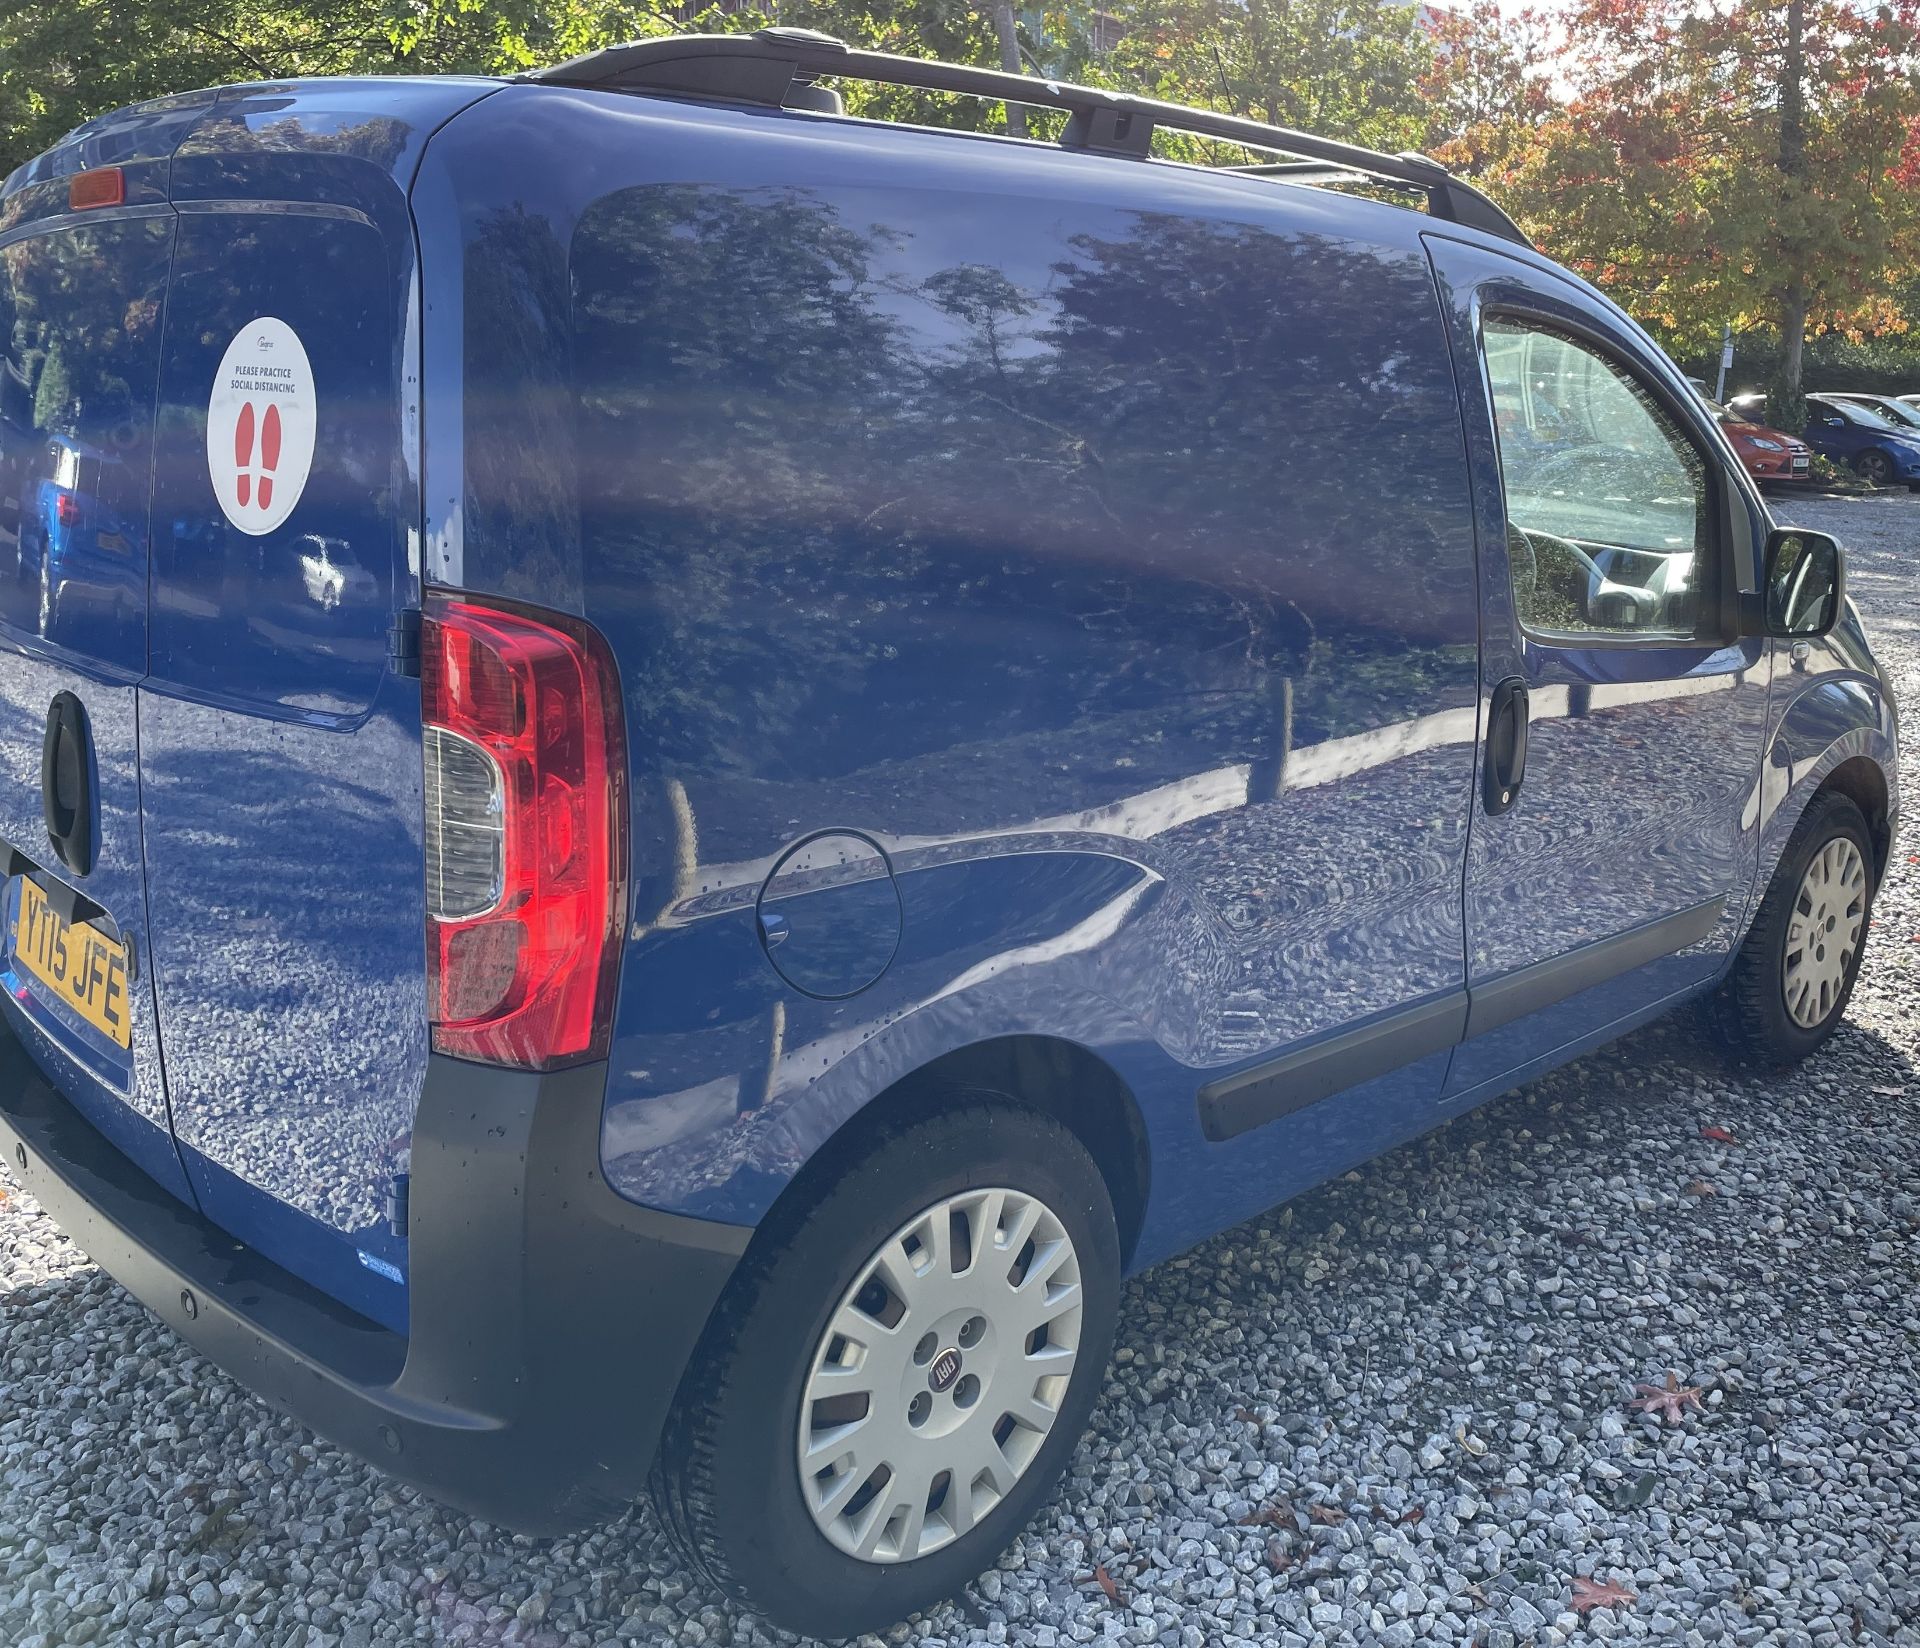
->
[[5, 490, 1920, 1648]]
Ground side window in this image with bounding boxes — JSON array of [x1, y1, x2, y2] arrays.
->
[[1483, 316, 1710, 640]]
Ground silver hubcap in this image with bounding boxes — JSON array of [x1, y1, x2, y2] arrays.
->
[[797, 1188, 1083, 1564], [1783, 836, 1866, 1029]]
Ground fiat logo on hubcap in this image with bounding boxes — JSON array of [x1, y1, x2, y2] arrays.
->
[[928, 1347, 962, 1393]]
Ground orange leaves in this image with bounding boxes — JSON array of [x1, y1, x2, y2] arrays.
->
[[1571, 1575, 1638, 1614], [1630, 1371, 1705, 1424], [1699, 1124, 1740, 1143]]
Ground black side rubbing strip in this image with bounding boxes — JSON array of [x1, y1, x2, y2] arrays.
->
[[1462, 895, 1724, 1041], [1197, 895, 1726, 1142], [1198, 991, 1468, 1143]]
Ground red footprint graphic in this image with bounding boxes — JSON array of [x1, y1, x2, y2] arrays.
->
[[258, 403, 281, 511], [234, 401, 254, 509]]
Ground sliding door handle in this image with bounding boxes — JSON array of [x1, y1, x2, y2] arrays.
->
[[1483, 675, 1529, 816]]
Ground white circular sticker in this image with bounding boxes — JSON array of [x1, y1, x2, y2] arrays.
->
[[205, 317, 316, 536]]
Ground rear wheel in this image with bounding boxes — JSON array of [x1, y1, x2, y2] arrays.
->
[[1708, 790, 1874, 1064], [651, 1105, 1120, 1639], [1856, 449, 1894, 487]]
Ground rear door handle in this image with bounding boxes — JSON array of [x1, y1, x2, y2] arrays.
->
[[41, 691, 95, 876], [1483, 675, 1529, 815]]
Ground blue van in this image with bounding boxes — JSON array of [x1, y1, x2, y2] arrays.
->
[[0, 30, 1897, 1638]]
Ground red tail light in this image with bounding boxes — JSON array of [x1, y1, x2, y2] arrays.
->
[[421, 595, 626, 1069], [54, 492, 81, 528]]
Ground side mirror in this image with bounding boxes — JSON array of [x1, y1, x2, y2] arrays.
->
[[1751, 527, 1843, 638]]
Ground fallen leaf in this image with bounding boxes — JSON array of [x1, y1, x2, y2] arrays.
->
[[1398, 1504, 1427, 1526], [1699, 1125, 1739, 1143], [1570, 1575, 1637, 1615], [1234, 1406, 1259, 1423], [1089, 1564, 1125, 1606], [1237, 1501, 1292, 1527], [1630, 1371, 1705, 1425], [1308, 1502, 1348, 1527], [1266, 1535, 1294, 1574], [1682, 1180, 1717, 1197]]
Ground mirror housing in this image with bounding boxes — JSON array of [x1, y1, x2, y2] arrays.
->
[[1741, 527, 1843, 639]]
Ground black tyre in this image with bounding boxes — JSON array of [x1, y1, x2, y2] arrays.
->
[[1856, 449, 1894, 487], [1708, 790, 1875, 1065], [651, 1104, 1121, 1640]]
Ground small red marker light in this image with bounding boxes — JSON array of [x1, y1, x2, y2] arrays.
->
[[67, 168, 124, 212]]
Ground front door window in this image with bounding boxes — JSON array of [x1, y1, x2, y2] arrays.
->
[[1482, 317, 1710, 640]]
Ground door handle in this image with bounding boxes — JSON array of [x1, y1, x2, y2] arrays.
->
[[41, 691, 94, 876], [1483, 675, 1529, 816]]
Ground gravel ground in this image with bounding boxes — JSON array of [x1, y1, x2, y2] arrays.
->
[[4, 491, 1919, 1648]]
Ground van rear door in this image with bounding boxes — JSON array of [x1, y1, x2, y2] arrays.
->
[[137, 93, 456, 1331], [0, 145, 189, 1202]]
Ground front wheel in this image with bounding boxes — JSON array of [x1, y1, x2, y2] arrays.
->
[[652, 1104, 1121, 1639], [1856, 449, 1895, 487], [1708, 790, 1875, 1065]]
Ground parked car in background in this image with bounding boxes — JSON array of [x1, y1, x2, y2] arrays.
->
[[1731, 391, 1920, 489], [1697, 394, 1812, 486], [0, 32, 1897, 1639], [1826, 392, 1920, 433]]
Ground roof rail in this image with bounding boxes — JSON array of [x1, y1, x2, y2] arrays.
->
[[526, 28, 1532, 249]]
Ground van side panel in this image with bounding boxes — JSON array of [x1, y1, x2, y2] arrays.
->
[[420, 89, 1483, 1255]]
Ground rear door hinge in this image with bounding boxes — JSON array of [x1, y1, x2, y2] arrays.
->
[[385, 1171, 410, 1238], [388, 607, 423, 678]]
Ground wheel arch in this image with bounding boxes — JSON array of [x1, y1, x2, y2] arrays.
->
[[748, 1034, 1153, 1273], [1754, 672, 1897, 907], [1816, 753, 1893, 880]]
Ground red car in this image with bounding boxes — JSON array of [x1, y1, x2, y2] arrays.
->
[[1702, 396, 1813, 484]]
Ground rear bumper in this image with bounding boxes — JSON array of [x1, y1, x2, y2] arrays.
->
[[0, 1025, 746, 1535]]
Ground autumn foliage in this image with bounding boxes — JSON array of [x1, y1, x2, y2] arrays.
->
[[1458, 0, 1920, 389]]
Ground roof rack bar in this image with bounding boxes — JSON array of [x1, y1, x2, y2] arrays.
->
[[526, 29, 1533, 249]]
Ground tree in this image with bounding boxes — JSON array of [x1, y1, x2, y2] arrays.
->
[[1103, 0, 1436, 154], [0, 0, 718, 180], [1488, 0, 1920, 406], [1419, 0, 1553, 178]]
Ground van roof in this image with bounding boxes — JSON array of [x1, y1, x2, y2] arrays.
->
[[10, 32, 1527, 255], [526, 28, 1531, 250]]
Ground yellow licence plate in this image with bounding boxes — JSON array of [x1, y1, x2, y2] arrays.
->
[[12, 877, 131, 1048]]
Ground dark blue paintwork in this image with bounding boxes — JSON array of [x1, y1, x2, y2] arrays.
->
[[1420, 236, 1776, 1095], [415, 86, 1495, 1261], [0, 112, 185, 1202], [0, 72, 1899, 1340], [133, 80, 496, 1332]]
